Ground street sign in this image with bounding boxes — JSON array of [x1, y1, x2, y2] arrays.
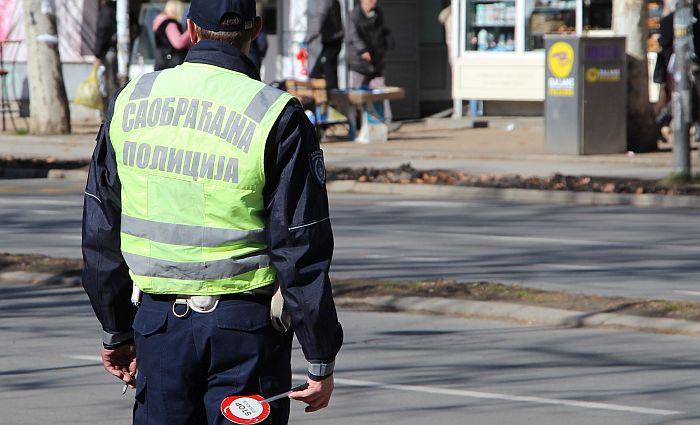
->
[[220, 395, 270, 424]]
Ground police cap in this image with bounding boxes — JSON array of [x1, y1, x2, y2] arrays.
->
[[188, 0, 256, 32]]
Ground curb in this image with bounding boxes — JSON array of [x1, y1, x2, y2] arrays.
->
[[34, 167, 700, 209], [335, 295, 700, 337], [327, 181, 700, 209], [0, 271, 81, 287], [47, 168, 89, 180], [3, 270, 698, 337]]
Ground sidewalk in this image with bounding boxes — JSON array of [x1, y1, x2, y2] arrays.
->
[[0, 117, 687, 180], [1, 126, 97, 161], [323, 117, 684, 180]]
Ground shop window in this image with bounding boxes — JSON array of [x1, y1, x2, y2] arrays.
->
[[525, 0, 576, 51], [583, 0, 613, 31], [464, 0, 517, 51]]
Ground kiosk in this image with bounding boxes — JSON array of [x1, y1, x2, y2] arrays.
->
[[451, 0, 614, 110]]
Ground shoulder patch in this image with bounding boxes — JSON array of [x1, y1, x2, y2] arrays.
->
[[309, 150, 326, 187]]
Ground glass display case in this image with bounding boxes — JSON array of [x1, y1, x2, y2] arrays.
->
[[464, 0, 517, 51]]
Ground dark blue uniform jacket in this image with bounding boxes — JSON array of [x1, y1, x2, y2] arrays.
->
[[82, 40, 343, 366]]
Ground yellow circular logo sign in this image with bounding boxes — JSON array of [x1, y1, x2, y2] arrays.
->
[[548, 42, 574, 78], [586, 67, 600, 83]]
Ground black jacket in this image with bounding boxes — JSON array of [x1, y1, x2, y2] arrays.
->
[[154, 18, 188, 71], [305, 0, 344, 45], [346, 6, 390, 77], [93, 3, 117, 60], [93, 2, 140, 60], [655, 8, 700, 83], [82, 40, 343, 364]]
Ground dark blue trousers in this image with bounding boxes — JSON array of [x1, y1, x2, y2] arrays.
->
[[132, 293, 293, 425]]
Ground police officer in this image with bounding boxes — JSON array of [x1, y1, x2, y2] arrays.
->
[[81, 1, 343, 424]]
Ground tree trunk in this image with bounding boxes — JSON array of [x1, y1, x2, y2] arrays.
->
[[613, 0, 657, 152], [23, 0, 71, 135]]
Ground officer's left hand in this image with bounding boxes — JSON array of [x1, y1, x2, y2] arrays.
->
[[101, 343, 137, 388], [288, 376, 334, 413]]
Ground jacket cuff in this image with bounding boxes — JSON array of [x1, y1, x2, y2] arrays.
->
[[307, 360, 335, 381], [102, 330, 134, 349]]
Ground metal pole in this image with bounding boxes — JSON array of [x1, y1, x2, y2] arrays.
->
[[451, 0, 462, 119], [672, 1, 693, 176], [116, 0, 130, 86]]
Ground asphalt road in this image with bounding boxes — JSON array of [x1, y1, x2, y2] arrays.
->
[[1, 282, 699, 425], [328, 193, 700, 301], [1, 179, 700, 300]]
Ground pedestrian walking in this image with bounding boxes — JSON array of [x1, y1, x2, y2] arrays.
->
[[93, 0, 140, 110], [305, 0, 344, 91], [346, 0, 395, 122], [152, 0, 192, 71], [81, 1, 343, 424]]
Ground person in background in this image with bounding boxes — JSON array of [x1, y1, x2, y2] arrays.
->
[[438, 4, 453, 67], [152, 0, 191, 71], [346, 0, 394, 123], [248, 0, 268, 72], [654, 1, 700, 130], [305, 0, 344, 91], [93, 0, 118, 113]]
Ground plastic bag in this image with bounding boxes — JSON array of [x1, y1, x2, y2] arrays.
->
[[74, 64, 103, 111]]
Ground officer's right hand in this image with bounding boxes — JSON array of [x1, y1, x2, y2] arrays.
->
[[288, 375, 334, 413], [101, 344, 137, 388]]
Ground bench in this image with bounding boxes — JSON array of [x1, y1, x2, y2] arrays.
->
[[284, 79, 405, 143], [330, 87, 405, 143]]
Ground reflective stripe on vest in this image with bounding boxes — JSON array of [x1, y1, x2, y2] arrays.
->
[[109, 63, 298, 295], [121, 215, 266, 247]]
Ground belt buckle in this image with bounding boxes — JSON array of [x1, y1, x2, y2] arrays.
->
[[172, 295, 220, 318], [186, 295, 220, 313]]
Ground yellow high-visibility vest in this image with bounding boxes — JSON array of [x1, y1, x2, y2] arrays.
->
[[110, 62, 297, 295]]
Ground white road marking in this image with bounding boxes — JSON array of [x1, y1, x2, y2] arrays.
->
[[538, 263, 607, 271], [0, 199, 77, 206], [67, 355, 682, 416], [379, 201, 470, 208], [33, 210, 66, 215], [674, 290, 700, 297], [292, 374, 683, 416], [359, 254, 392, 259], [400, 257, 451, 263], [65, 355, 101, 362]]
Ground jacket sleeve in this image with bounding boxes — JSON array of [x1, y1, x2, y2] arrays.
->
[[264, 103, 343, 379], [82, 96, 137, 348]]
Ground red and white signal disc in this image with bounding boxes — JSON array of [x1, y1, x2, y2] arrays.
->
[[220, 394, 271, 424]]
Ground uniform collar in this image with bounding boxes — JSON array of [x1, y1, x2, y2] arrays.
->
[[184, 39, 261, 81]]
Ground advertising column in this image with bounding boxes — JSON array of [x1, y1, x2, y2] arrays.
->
[[544, 36, 580, 154], [545, 35, 626, 155]]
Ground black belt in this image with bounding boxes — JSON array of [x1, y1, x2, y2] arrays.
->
[[144, 289, 273, 303]]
